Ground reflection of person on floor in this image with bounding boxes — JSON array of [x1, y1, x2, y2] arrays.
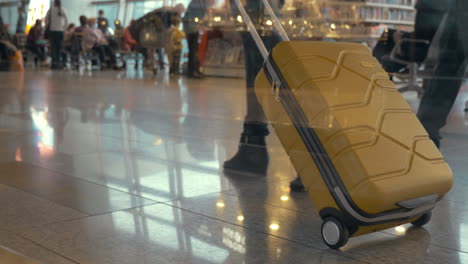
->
[[183, 0, 211, 78], [417, 0, 468, 148], [223, 0, 306, 191], [167, 17, 185, 74], [83, 18, 121, 70]]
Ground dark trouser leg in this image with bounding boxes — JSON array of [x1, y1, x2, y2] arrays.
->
[[103, 45, 117, 66], [186, 32, 199, 76], [157, 48, 165, 68], [417, 4, 467, 148], [417, 63, 464, 147], [93, 46, 107, 65], [50, 31, 64, 68], [170, 49, 181, 73], [223, 32, 281, 176], [28, 46, 41, 62]]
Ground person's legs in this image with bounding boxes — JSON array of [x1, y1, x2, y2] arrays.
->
[[171, 49, 182, 74], [417, 5, 466, 148], [39, 46, 47, 62], [147, 48, 156, 71], [50, 31, 62, 69], [186, 32, 200, 77], [223, 32, 280, 176], [157, 48, 165, 69], [93, 46, 107, 66], [103, 45, 118, 67], [55, 31, 64, 67], [28, 46, 41, 64]]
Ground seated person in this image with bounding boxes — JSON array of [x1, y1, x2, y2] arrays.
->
[[62, 23, 75, 64], [121, 20, 147, 68], [122, 20, 137, 51], [82, 18, 121, 70], [75, 15, 88, 34], [0, 16, 16, 71], [114, 20, 124, 38], [64, 23, 75, 44], [27, 19, 48, 66]]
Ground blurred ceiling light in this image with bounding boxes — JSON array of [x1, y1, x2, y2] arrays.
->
[[237, 215, 244, 221], [216, 202, 225, 208], [194, 17, 199, 23], [153, 137, 163, 146], [269, 223, 280, 230], [330, 23, 336, 30], [288, 20, 293, 25], [304, 20, 308, 25], [237, 15, 243, 23], [266, 20, 273, 26], [214, 16, 222, 22], [280, 195, 289, 201]]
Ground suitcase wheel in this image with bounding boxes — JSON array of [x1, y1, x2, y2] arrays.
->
[[321, 217, 349, 249], [411, 212, 432, 227]]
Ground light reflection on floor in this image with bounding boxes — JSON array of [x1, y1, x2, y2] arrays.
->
[[0, 70, 467, 263]]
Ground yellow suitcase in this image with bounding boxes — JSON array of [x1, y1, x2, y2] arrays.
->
[[256, 41, 453, 248], [233, 0, 454, 250]]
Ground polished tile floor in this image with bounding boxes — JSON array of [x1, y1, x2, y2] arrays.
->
[[0, 69, 468, 264]]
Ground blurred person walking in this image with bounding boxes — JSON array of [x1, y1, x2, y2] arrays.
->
[[45, 0, 68, 69], [223, 0, 290, 181], [183, 0, 211, 78], [417, 0, 468, 148]]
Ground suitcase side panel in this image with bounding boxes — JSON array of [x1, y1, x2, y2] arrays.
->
[[256, 71, 339, 213], [266, 41, 453, 215]]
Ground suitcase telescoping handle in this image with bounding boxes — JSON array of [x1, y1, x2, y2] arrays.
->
[[232, 0, 290, 60]]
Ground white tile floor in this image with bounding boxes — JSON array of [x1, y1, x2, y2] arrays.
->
[[0, 69, 467, 263]]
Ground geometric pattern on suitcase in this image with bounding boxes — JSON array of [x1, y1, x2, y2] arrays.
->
[[257, 42, 453, 215]]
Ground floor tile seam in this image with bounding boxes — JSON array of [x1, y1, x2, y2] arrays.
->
[[75, 201, 163, 218], [61, 127, 243, 151], [157, 191, 231, 204], [219, 190, 315, 213], [62, 117, 262, 146], [380, 230, 468, 255], [0, 183, 91, 216], [9, 232, 80, 264], [23, 162, 162, 203], [160, 201, 368, 264]]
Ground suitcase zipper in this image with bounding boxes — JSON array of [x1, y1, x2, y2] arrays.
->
[[262, 54, 436, 225]]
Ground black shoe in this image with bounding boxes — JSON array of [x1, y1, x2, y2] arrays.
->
[[290, 176, 306, 193], [223, 123, 270, 176]]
